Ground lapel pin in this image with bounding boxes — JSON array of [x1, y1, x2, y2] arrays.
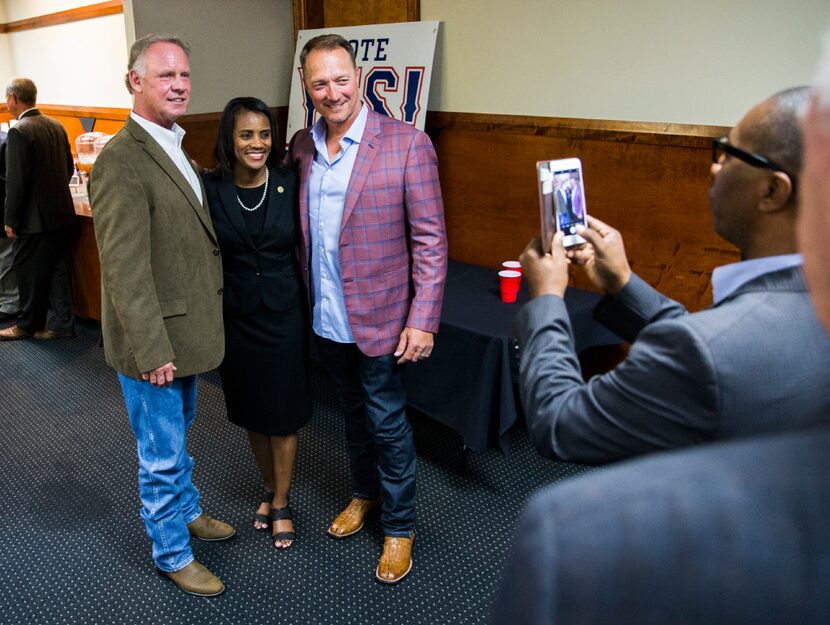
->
[[277, 186, 284, 194]]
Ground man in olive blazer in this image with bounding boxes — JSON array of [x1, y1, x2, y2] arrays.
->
[[1, 78, 75, 339], [90, 34, 232, 597], [93, 116, 224, 377]]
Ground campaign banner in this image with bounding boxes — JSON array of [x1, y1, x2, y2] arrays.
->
[[286, 21, 440, 138]]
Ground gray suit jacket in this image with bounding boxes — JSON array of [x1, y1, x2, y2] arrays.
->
[[90, 117, 224, 379], [493, 428, 830, 625], [514, 267, 830, 463]]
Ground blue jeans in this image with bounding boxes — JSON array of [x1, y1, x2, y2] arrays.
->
[[316, 337, 416, 536], [118, 374, 202, 572]]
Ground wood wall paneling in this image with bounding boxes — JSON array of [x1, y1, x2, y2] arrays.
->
[[323, 0, 414, 26], [0, 1, 123, 34], [0, 104, 129, 157], [425, 112, 737, 311], [172, 106, 736, 313], [293, 0, 419, 37], [72, 217, 102, 321], [36, 105, 128, 158], [293, 0, 324, 38]]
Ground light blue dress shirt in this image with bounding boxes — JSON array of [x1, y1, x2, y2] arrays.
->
[[711, 253, 803, 305], [308, 104, 369, 343]]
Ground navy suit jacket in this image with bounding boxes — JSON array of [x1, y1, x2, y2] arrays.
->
[[493, 427, 830, 625], [204, 166, 301, 318], [514, 267, 830, 462]]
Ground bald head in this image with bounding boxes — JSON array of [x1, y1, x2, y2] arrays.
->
[[709, 87, 810, 258], [740, 87, 810, 186]]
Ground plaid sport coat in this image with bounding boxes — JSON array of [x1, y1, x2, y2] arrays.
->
[[289, 108, 448, 357]]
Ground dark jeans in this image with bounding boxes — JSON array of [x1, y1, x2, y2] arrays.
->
[[316, 335, 416, 536]]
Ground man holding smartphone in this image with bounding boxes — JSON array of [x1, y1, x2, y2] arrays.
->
[[516, 86, 830, 464], [493, 77, 830, 625]]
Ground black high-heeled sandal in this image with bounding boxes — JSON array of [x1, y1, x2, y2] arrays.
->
[[253, 491, 273, 530], [271, 505, 295, 548]]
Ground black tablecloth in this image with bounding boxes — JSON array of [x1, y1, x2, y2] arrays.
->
[[405, 259, 621, 452]]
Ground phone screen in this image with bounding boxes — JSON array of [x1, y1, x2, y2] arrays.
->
[[537, 158, 588, 249], [552, 166, 586, 238]]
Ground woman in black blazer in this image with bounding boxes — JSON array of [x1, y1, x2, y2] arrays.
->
[[205, 97, 311, 549]]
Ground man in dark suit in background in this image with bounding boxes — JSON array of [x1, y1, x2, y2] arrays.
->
[[0, 126, 19, 322], [515, 87, 830, 464], [0, 78, 75, 340]]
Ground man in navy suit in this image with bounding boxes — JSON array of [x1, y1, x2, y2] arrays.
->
[[514, 86, 830, 464], [493, 81, 830, 624]]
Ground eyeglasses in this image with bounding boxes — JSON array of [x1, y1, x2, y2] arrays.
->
[[712, 136, 797, 192]]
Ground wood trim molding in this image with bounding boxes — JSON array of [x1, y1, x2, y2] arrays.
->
[[293, 0, 421, 42], [426, 111, 730, 149], [293, 0, 324, 42], [406, 0, 420, 21], [178, 106, 287, 125], [0, 1, 123, 34], [8, 106, 724, 146], [0, 104, 131, 121], [178, 111, 222, 124]]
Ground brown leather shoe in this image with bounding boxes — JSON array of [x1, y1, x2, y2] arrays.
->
[[376, 531, 415, 584], [327, 497, 381, 538], [187, 513, 236, 542], [33, 329, 75, 340], [157, 560, 224, 596], [0, 325, 31, 341]]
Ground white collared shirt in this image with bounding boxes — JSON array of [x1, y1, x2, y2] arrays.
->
[[711, 254, 803, 304], [130, 112, 202, 205]]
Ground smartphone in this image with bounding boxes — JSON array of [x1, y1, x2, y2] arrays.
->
[[537, 157, 588, 250]]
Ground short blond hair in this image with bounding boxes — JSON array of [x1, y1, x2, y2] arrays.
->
[[125, 33, 191, 94]]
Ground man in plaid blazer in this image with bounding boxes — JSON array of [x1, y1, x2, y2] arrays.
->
[[289, 34, 447, 584]]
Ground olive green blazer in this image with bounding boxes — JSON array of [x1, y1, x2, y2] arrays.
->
[[90, 116, 224, 379]]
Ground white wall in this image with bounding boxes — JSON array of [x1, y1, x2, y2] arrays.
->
[[0, 2, 11, 82], [1, 0, 131, 107], [2, 0, 826, 124], [3, 0, 92, 21], [422, 0, 830, 126], [129, 0, 295, 114]]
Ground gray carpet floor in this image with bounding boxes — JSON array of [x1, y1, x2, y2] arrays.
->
[[0, 319, 590, 624]]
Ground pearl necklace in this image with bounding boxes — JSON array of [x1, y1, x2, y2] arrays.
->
[[236, 168, 269, 212]]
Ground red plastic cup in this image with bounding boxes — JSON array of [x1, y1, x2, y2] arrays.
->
[[499, 269, 522, 303], [502, 260, 522, 275]]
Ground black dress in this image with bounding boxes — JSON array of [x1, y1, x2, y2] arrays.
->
[[204, 167, 311, 436]]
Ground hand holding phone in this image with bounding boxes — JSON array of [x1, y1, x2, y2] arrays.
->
[[519, 232, 570, 299], [567, 216, 632, 295]]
